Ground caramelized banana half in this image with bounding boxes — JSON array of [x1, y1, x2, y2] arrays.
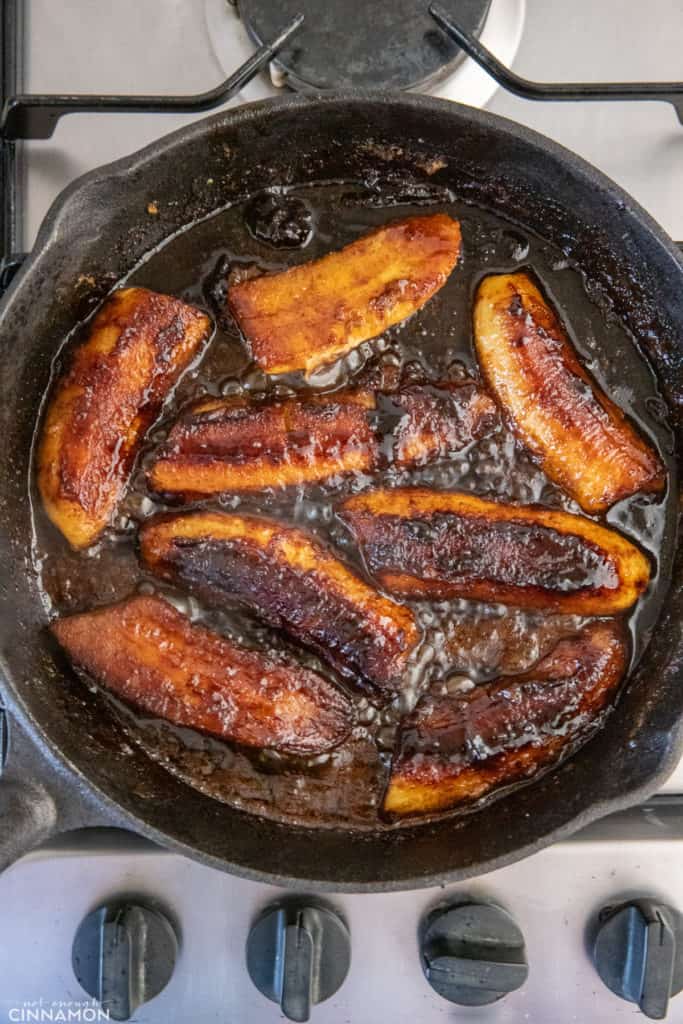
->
[[340, 488, 650, 615], [228, 214, 462, 375], [139, 511, 420, 690], [149, 390, 377, 497], [38, 287, 212, 548], [51, 594, 353, 756], [147, 382, 497, 498], [384, 619, 627, 816], [473, 272, 665, 513]]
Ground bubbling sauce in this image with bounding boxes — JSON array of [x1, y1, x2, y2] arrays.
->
[[30, 181, 676, 830]]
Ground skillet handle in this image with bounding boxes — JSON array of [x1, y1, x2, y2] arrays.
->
[[0, 704, 114, 873]]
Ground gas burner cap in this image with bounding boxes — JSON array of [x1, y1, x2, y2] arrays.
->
[[238, 0, 492, 92]]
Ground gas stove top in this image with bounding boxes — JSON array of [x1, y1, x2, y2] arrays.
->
[[1, 818, 682, 1023], [2, 1, 683, 1021]]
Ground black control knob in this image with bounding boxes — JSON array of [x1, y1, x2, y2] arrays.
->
[[593, 899, 683, 1019], [72, 901, 178, 1022], [420, 901, 528, 1006], [246, 903, 350, 1022]]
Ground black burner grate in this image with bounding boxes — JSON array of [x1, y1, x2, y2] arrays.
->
[[240, 0, 491, 92]]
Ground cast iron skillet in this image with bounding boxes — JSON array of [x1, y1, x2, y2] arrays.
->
[[0, 93, 681, 891]]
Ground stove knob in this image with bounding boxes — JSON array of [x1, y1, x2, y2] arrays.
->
[[72, 901, 178, 1022], [420, 901, 528, 1006], [246, 902, 350, 1022], [593, 899, 683, 1019]]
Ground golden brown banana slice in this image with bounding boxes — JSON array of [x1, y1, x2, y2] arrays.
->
[[473, 271, 665, 513], [228, 214, 462, 375], [139, 511, 420, 690], [38, 287, 212, 548], [147, 382, 497, 498], [340, 487, 650, 615], [384, 620, 627, 816], [51, 594, 353, 756], [148, 390, 377, 497]]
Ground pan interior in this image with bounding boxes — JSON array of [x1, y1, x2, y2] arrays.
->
[[1, 96, 681, 887], [30, 178, 677, 832]]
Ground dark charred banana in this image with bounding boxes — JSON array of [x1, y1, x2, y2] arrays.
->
[[51, 594, 353, 756], [228, 214, 462, 375], [147, 382, 497, 498], [139, 511, 420, 691], [384, 619, 627, 816], [473, 271, 665, 513], [339, 487, 650, 615], [38, 287, 212, 548]]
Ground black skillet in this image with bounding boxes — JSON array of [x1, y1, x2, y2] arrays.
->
[[0, 94, 681, 891]]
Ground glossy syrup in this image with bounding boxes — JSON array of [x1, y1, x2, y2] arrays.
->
[[30, 181, 677, 830]]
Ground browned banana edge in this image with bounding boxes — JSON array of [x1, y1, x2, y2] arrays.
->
[[51, 593, 354, 756], [139, 511, 421, 691], [383, 619, 628, 817]]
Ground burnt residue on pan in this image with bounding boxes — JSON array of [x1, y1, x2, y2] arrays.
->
[[30, 182, 677, 831]]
